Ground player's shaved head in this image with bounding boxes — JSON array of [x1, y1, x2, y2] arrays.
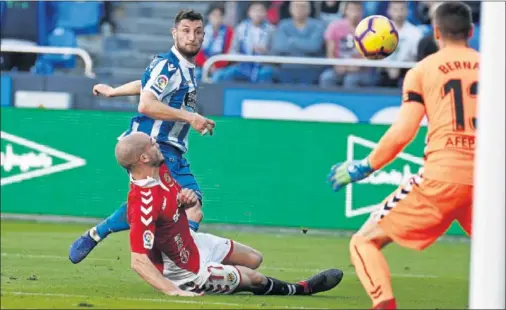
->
[[434, 2, 473, 41], [115, 132, 151, 170]]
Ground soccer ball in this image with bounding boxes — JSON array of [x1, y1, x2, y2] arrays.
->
[[353, 15, 399, 60]]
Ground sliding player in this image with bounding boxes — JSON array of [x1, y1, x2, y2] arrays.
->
[[328, 2, 477, 308], [120, 132, 344, 296]]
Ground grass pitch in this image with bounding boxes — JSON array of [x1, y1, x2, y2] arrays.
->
[[1, 220, 469, 309]]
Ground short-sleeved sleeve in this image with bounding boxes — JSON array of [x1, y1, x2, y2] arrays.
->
[[128, 188, 159, 254], [324, 20, 338, 42], [402, 67, 425, 105], [142, 59, 181, 100]]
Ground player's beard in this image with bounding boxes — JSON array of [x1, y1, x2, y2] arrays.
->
[[175, 40, 201, 58], [154, 150, 164, 167]]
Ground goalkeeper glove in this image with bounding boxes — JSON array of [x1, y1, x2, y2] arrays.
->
[[327, 158, 375, 192]]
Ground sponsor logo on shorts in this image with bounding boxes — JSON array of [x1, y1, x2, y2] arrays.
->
[[143, 230, 154, 249], [227, 272, 237, 285]]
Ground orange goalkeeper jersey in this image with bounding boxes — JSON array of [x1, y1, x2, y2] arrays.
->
[[402, 46, 479, 185]]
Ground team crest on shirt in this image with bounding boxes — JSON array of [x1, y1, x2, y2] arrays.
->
[[164, 172, 175, 187], [153, 75, 168, 92], [143, 230, 154, 249]]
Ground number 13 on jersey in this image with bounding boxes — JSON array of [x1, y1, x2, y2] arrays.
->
[[442, 79, 478, 131]]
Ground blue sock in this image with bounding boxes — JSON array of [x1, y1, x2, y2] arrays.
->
[[95, 203, 130, 240], [188, 220, 200, 232]]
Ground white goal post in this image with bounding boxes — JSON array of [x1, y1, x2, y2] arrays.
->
[[469, 2, 505, 309]]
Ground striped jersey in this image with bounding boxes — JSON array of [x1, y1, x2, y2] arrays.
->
[[125, 46, 198, 153]]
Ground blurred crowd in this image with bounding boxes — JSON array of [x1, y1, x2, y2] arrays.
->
[[0, 1, 482, 89], [197, 1, 481, 88]]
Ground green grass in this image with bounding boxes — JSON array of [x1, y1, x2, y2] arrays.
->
[[0, 220, 470, 309]]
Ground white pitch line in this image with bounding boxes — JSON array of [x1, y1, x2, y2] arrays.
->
[[1, 252, 438, 279], [1, 291, 329, 309], [1, 252, 111, 262]]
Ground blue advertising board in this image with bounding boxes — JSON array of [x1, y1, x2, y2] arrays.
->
[[1, 75, 13, 107], [223, 87, 404, 124]]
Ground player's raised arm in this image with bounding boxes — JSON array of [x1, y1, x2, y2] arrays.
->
[[92, 80, 142, 98], [368, 104, 424, 168], [328, 68, 425, 192], [369, 68, 426, 169]]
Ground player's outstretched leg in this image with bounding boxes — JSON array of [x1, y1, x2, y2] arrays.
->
[[239, 266, 343, 296], [68, 203, 130, 264], [350, 221, 396, 309]]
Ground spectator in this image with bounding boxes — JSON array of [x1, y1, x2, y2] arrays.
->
[[319, 1, 343, 25], [0, 1, 39, 71], [417, 2, 441, 61], [100, 1, 115, 33], [213, 2, 275, 83], [266, 0, 284, 25], [278, 1, 317, 21], [374, 1, 421, 25], [319, 1, 373, 88], [271, 1, 325, 84], [195, 4, 234, 81], [223, 1, 239, 26], [416, 1, 434, 25], [377, 1, 423, 87]]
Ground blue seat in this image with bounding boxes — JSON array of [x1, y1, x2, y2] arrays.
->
[[363, 1, 381, 17], [54, 1, 103, 35], [40, 28, 77, 69], [32, 58, 55, 75]]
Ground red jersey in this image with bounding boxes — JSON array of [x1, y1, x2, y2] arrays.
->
[[127, 164, 201, 279]]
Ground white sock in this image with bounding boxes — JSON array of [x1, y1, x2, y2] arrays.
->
[[88, 227, 102, 242]]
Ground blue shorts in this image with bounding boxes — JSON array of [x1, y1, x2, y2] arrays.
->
[[159, 143, 202, 202]]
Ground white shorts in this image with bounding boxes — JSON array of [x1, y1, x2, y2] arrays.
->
[[174, 232, 239, 294], [191, 232, 234, 264]]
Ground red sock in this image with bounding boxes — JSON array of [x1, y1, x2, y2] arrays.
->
[[373, 298, 397, 309]]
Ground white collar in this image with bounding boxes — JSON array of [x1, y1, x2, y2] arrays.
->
[[171, 46, 195, 68], [130, 175, 160, 188]]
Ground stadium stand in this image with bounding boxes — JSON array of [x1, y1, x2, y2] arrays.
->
[[1, 1, 482, 88], [52, 1, 103, 35], [39, 27, 78, 70]]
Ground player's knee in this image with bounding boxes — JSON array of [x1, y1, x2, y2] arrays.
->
[[349, 234, 365, 266], [350, 233, 366, 251], [246, 250, 263, 270], [248, 269, 266, 287], [349, 230, 390, 261]]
